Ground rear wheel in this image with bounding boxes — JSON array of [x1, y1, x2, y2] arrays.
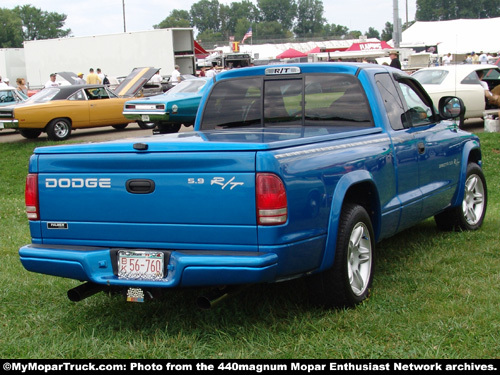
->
[[156, 123, 181, 134], [19, 129, 42, 139], [46, 118, 71, 141], [137, 121, 156, 130], [307, 203, 374, 308], [435, 162, 487, 231]]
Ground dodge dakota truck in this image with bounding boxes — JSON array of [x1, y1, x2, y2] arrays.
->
[[19, 63, 487, 309]]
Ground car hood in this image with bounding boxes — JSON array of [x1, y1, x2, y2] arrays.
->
[[56, 72, 80, 85], [113, 67, 160, 98]]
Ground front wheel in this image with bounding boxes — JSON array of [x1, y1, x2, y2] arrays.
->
[[46, 118, 71, 141], [435, 162, 487, 231], [112, 124, 128, 130], [307, 203, 375, 308], [19, 128, 42, 139]]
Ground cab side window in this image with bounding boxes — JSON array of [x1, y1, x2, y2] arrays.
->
[[375, 73, 405, 130], [398, 81, 434, 127]]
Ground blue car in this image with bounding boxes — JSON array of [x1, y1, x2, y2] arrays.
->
[[0, 86, 27, 106], [123, 77, 209, 133]]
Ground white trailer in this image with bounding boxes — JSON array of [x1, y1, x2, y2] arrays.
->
[[23, 28, 195, 88], [0, 48, 26, 84]]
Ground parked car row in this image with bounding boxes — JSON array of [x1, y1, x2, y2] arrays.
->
[[1, 63, 499, 141]]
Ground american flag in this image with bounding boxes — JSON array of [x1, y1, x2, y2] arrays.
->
[[241, 27, 252, 44]]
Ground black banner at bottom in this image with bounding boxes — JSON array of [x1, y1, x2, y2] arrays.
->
[[1, 359, 498, 374]]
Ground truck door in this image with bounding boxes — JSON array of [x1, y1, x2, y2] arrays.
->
[[376, 72, 463, 230], [395, 77, 462, 220], [375, 73, 423, 231]]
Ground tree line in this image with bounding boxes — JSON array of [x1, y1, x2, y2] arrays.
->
[[1, 1, 499, 48]]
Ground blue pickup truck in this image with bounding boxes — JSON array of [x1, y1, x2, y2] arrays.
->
[[19, 63, 487, 308]]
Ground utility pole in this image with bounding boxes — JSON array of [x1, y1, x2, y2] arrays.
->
[[393, 0, 402, 48], [122, 0, 127, 32]]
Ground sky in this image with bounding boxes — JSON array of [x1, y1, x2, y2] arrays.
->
[[2, 0, 417, 38]]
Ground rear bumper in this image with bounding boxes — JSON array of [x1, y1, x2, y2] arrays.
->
[[0, 119, 18, 129], [122, 111, 169, 123], [19, 244, 278, 288]]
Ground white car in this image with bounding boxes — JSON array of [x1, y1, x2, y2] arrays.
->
[[412, 64, 500, 119]]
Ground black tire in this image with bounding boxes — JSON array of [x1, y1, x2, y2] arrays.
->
[[137, 121, 156, 130], [46, 118, 71, 141], [435, 162, 487, 231], [112, 124, 128, 130], [19, 128, 42, 139], [156, 123, 181, 134], [307, 203, 375, 308]]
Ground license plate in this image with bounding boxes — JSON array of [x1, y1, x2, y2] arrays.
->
[[141, 114, 150, 121], [136, 104, 156, 110], [118, 250, 164, 280], [0, 123, 4, 129]]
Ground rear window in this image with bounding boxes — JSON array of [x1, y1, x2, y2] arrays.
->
[[412, 69, 448, 85], [200, 74, 373, 130]]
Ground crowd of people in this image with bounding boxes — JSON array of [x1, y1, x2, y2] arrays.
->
[[43, 68, 110, 88], [0, 74, 28, 95]]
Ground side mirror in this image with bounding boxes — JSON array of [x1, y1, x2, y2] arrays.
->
[[439, 96, 465, 119]]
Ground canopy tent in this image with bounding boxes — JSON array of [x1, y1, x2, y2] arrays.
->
[[194, 40, 209, 58], [401, 18, 500, 54], [306, 46, 322, 54], [346, 41, 392, 51], [276, 48, 307, 59]]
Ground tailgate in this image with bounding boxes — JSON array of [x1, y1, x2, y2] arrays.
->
[[35, 151, 258, 249]]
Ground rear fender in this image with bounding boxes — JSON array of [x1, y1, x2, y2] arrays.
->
[[317, 170, 379, 273]]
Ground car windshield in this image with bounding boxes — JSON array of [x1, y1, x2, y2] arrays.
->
[[412, 69, 448, 84], [0, 89, 22, 104], [167, 79, 207, 94], [26, 88, 60, 103]]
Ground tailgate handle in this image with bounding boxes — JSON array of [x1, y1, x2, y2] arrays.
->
[[126, 179, 155, 194]]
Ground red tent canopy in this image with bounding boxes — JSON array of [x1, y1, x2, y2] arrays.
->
[[346, 41, 392, 51], [306, 46, 322, 54], [194, 40, 209, 58], [276, 48, 307, 59]]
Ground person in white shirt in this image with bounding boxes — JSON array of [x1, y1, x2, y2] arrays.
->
[[205, 65, 216, 78], [44, 73, 60, 88], [170, 65, 181, 85], [478, 70, 499, 106], [97, 68, 105, 83], [150, 71, 162, 85], [442, 53, 452, 65], [0, 76, 8, 88], [479, 52, 488, 64], [74, 73, 85, 85]]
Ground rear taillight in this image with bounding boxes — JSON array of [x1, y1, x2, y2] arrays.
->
[[256, 173, 287, 225], [125, 104, 135, 109], [25, 173, 39, 220]]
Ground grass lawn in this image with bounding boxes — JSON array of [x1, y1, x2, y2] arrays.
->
[[0, 133, 499, 359]]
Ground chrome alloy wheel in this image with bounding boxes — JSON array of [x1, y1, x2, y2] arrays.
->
[[52, 120, 70, 138], [462, 173, 486, 226], [347, 222, 372, 297]]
